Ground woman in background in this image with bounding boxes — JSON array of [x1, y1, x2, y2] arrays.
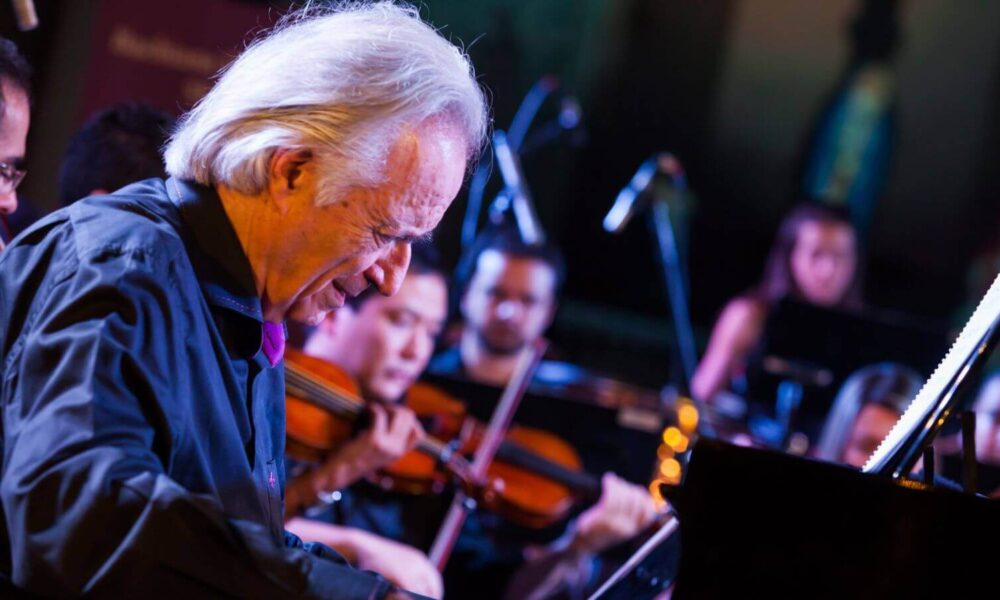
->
[[692, 203, 863, 404], [813, 362, 922, 467]]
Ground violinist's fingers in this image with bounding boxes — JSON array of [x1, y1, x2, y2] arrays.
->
[[406, 416, 426, 449], [601, 472, 628, 512], [633, 488, 656, 528], [385, 405, 425, 451], [369, 402, 388, 435]]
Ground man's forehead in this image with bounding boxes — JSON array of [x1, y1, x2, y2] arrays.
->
[[473, 250, 557, 295]]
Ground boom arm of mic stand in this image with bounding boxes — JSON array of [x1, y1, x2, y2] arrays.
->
[[650, 199, 699, 400], [493, 130, 546, 245], [462, 77, 558, 250]]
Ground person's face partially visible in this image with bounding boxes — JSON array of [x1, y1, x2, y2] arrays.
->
[[974, 378, 1000, 464], [0, 79, 29, 217], [334, 273, 447, 404], [790, 221, 857, 307], [842, 403, 899, 468], [461, 250, 556, 355], [268, 119, 467, 325]]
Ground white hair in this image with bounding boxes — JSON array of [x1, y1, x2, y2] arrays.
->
[[164, 1, 488, 203]]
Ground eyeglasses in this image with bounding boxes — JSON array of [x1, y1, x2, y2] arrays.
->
[[0, 161, 26, 194]]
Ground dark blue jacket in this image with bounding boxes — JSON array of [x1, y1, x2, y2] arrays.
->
[[0, 178, 392, 598]]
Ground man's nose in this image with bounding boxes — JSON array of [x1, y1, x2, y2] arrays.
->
[[495, 299, 522, 320], [365, 242, 412, 296], [400, 330, 425, 361], [0, 190, 18, 216]]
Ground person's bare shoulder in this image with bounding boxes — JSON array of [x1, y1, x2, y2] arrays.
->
[[715, 296, 766, 349]]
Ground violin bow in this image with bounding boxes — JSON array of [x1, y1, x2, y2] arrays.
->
[[428, 338, 548, 571]]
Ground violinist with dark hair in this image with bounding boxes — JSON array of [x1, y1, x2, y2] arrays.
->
[[284, 242, 447, 597]]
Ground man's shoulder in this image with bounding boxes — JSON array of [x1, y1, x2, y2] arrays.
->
[[67, 178, 187, 264], [0, 178, 189, 296]]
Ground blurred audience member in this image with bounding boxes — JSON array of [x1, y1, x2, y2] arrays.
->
[[58, 103, 173, 205], [691, 203, 862, 403], [0, 37, 31, 244], [813, 362, 921, 468]]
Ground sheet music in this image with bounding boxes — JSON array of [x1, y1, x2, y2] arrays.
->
[[864, 272, 1000, 473]]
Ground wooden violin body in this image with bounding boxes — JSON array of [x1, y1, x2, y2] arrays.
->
[[283, 349, 601, 528]]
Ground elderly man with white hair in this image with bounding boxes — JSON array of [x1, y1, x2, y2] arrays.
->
[[0, 3, 486, 598]]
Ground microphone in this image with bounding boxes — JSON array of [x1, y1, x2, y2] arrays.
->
[[493, 130, 546, 245], [11, 0, 37, 31], [603, 153, 685, 234]]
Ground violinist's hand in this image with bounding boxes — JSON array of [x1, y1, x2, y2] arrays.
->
[[351, 530, 443, 599], [311, 404, 426, 492], [571, 473, 658, 555], [285, 519, 442, 599]]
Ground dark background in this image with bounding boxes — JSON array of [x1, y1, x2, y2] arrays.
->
[[3, 0, 998, 387]]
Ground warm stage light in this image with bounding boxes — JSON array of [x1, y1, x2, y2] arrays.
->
[[662, 426, 682, 447], [657, 444, 674, 461], [678, 404, 699, 431], [660, 458, 681, 481]]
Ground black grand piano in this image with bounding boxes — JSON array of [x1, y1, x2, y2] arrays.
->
[[594, 277, 1000, 599]]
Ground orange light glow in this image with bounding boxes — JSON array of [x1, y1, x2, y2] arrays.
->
[[657, 444, 674, 461], [660, 458, 681, 481], [662, 427, 682, 447], [678, 404, 699, 431], [648, 480, 663, 500]]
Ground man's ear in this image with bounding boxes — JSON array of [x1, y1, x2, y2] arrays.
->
[[267, 148, 314, 210]]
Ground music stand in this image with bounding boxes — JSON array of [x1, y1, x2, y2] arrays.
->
[[745, 299, 950, 444]]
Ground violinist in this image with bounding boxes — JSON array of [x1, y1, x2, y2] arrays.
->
[[285, 243, 446, 597], [690, 202, 863, 404], [288, 238, 657, 600], [426, 226, 658, 598], [0, 4, 487, 597], [430, 224, 563, 385]]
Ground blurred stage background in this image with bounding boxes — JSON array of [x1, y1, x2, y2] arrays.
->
[[3, 0, 998, 386]]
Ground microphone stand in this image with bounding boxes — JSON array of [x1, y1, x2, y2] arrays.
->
[[462, 76, 559, 250], [648, 196, 698, 398]]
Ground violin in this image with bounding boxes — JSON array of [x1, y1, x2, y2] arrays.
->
[[283, 349, 602, 528], [283, 347, 472, 493], [404, 381, 601, 528]]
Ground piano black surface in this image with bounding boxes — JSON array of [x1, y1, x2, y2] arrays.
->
[[669, 438, 1000, 599]]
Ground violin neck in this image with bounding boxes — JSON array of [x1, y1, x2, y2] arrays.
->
[[495, 440, 602, 500], [285, 364, 364, 419]]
